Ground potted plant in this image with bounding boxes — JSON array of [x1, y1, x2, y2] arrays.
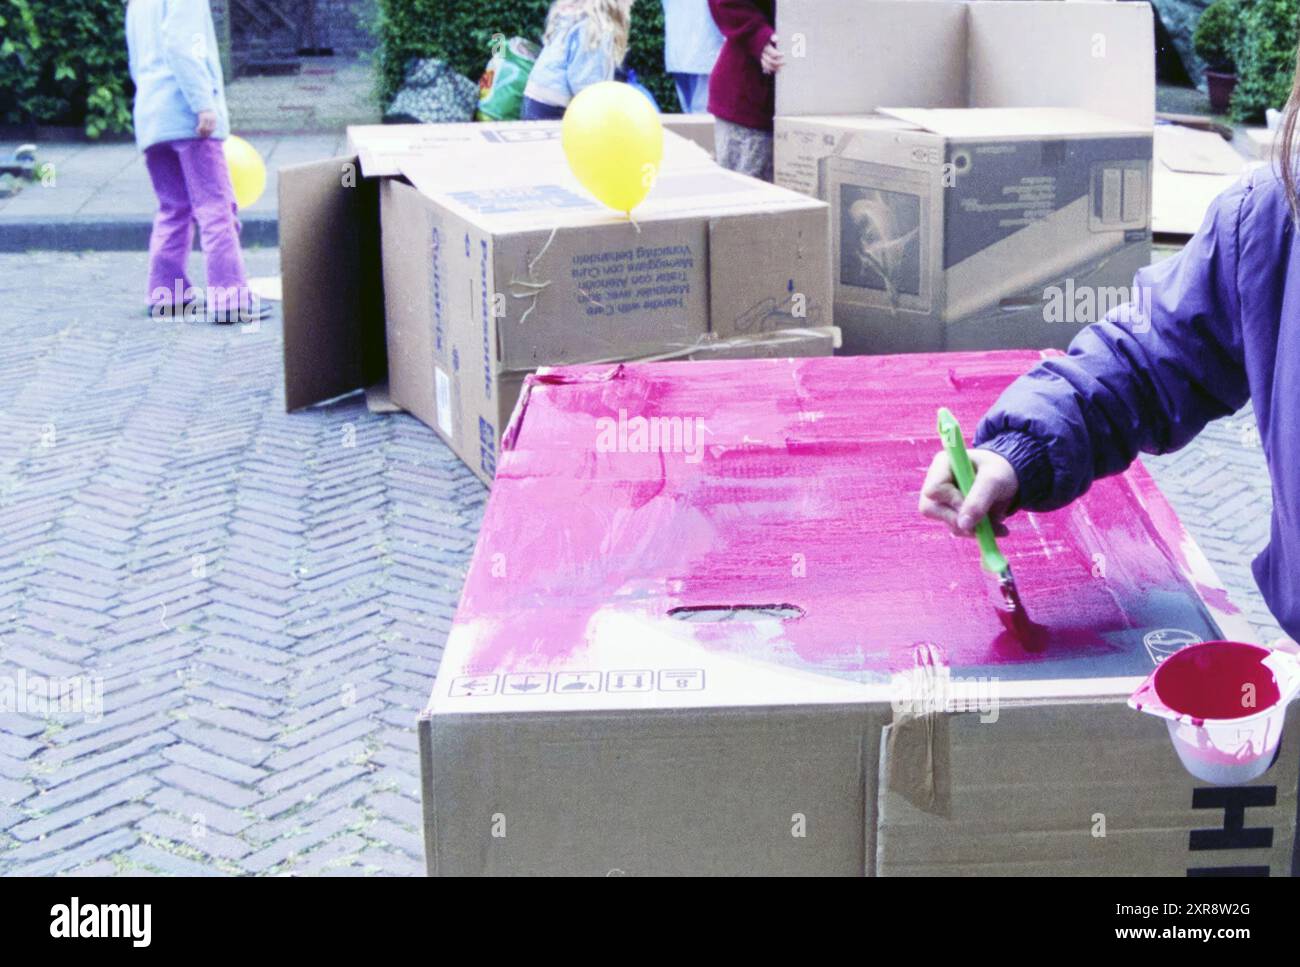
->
[[1194, 0, 1243, 113]]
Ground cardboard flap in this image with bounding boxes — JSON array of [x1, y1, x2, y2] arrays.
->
[[279, 155, 386, 411], [777, 0, 968, 117], [777, 0, 1154, 127], [347, 120, 555, 178], [878, 106, 1150, 139], [967, 1, 1155, 128]]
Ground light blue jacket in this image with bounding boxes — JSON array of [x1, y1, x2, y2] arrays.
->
[[524, 14, 619, 108], [662, 0, 723, 75], [126, 0, 230, 150]]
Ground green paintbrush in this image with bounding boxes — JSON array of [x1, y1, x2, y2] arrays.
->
[[937, 407, 1038, 644]]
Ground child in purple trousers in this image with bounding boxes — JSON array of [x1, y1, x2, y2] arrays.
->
[[126, 0, 266, 324]]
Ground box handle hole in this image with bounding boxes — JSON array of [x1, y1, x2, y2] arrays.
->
[[667, 604, 804, 623]]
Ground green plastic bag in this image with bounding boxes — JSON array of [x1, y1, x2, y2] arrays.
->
[[476, 36, 540, 121]]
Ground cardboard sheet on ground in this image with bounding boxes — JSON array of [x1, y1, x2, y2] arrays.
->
[[1152, 124, 1255, 237]]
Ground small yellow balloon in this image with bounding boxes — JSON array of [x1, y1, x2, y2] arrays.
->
[[561, 82, 663, 214], [223, 135, 267, 209]]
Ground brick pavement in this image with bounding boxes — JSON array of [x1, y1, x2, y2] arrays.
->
[[0, 248, 1283, 875], [0, 249, 485, 875]]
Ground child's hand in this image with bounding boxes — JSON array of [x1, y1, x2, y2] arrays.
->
[[760, 36, 785, 74], [919, 448, 1020, 538], [195, 110, 218, 138]]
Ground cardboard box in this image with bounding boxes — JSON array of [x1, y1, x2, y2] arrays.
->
[[775, 109, 1153, 354], [773, 0, 1156, 354], [280, 122, 835, 484], [661, 113, 716, 158], [419, 352, 1294, 876], [775, 0, 1156, 129]]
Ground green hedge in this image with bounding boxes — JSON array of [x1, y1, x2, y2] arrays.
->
[[1230, 0, 1300, 121], [0, 0, 133, 137], [372, 0, 676, 112]]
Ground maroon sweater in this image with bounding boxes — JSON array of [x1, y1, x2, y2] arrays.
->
[[707, 0, 776, 131]]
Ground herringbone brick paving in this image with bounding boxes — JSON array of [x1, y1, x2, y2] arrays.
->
[[0, 250, 1284, 875], [1, 250, 485, 876]]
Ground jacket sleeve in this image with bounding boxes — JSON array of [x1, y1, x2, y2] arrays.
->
[[161, 0, 218, 115], [565, 24, 617, 96], [973, 179, 1251, 512], [709, 0, 775, 61]]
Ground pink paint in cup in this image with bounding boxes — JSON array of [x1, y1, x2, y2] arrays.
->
[[1129, 640, 1300, 784]]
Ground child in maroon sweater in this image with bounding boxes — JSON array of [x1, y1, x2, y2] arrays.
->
[[707, 0, 783, 181]]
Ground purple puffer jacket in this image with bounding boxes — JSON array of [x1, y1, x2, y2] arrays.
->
[[975, 166, 1298, 640]]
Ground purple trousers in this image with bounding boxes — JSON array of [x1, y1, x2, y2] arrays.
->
[[144, 137, 249, 312]]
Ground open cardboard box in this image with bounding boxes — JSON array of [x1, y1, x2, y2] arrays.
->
[[280, 122, 835, 484], [419, 352, 1297, 876], [774, 0, 1156, 354], [775, 0, 1155, 128]]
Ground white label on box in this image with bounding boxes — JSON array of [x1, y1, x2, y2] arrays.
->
[[435, 366, 453, 437]]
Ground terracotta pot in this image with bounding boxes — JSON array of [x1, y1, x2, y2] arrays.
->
[[1205, 69, 1238, 114]]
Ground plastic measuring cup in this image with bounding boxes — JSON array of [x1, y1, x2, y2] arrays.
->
[[1128, 640, 1300, 784]]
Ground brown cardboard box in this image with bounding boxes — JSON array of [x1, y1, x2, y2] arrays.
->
[[774, 0, 1156, 354], [418, 351, 1294, 876], [279, 122, 835, 484], [775, 109, 1153, 354]]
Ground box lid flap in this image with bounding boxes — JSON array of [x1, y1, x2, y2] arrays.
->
[[279, 154, 387, 410], [777, 0, 1154, 128], [878, 106, 1151, 139]]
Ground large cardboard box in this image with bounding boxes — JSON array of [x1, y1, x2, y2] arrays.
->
[[419, 352, 1297, 876], [776, 109, 1153, 354], [280, 122, 835, 484], [773, 0, 1156, 354]]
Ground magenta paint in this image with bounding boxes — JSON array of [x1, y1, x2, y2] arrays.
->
[[1151, 642, 1280, 723], [459, 353, 1233, 680]]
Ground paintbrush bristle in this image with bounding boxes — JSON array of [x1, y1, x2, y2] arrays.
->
[[993, 567, 1043, 649]]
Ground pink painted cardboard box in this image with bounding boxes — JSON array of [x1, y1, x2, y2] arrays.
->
[[418, 352, 1298, 876]]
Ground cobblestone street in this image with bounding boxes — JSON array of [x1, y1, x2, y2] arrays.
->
[[0, 250, 486, 875], [0, 249, 1284, 876]]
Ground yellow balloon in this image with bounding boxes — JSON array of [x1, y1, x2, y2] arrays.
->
[[561, 82, 663, 214], [223, 135, 267, 209]]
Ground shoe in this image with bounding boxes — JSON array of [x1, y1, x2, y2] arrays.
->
[[209, 299, 272, 326]]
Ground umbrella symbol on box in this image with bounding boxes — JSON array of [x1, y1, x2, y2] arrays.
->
[[503, 673, 550, 695]]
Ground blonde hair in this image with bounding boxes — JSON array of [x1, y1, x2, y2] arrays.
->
[[1278, 39, 1300, 222], [545, 0, 634, 66]]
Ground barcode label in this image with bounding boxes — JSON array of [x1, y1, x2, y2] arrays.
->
[[435, 367, 453, 437]]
